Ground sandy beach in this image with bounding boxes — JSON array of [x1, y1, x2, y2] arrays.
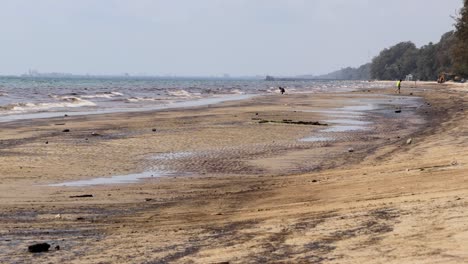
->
[[1, 82, 468, 263]]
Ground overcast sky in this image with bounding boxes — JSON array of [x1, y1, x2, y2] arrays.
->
[[0, 0, 463, 76]]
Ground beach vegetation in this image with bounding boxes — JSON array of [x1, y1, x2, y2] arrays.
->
[[314, 63, 371, 80], [369, 34, 458, 81], [452, 0, 468, 76], [368, 0, 467, 80]]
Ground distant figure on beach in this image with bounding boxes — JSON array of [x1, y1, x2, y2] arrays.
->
[[396, 79, 402, 94], [279, 87, 285, 95]]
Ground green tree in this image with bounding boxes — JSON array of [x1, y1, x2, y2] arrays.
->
[[435, 31, 455, 74], [369, 31, 457, 80], [370, 42, 418, 80], [416, 42, 437, 80], [453, 0, 468, 76]]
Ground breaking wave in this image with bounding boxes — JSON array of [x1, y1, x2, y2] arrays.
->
[[167, 89, 199, 98], [126, 97, 168, 103], [230, 89, 244, 94], [0, 97, 96, 112], [81, 91, 124, 99]]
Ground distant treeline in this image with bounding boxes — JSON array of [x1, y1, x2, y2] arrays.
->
[[370, 32, 455, 80], [314, 63, 371, 80], [321, 0, 467, 81]]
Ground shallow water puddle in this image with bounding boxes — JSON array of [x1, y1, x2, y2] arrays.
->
[[327, 119, 373, 125], [299, 136, 333, 142], [48, 170, 172, 187], [321, 125, 368, 132], [341, 103, 378, 111], [298, 104, 375, 142], [301, 109, 364, 117]]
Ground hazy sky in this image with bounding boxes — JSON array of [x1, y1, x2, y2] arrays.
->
[[0, 0, 463, 76]]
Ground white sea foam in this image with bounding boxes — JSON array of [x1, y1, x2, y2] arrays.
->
[[0, 98, 96, 113], [230, 89, 244, 94], [167, 89, 195, 97], [126, 97, 165, 102], [265, 87, 277, 93], [81, 91, 124, 99]]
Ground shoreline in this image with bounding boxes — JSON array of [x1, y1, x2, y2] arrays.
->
[[1, 84, 468, 263], [0, 79, 419, 125], [0, 79, 389, 125], [0, 93, 256, 123], [1, 90, 425, 187]]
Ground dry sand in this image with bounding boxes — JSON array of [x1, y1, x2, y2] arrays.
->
[[0, 83, 467, 263]]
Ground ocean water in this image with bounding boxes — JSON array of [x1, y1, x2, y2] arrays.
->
[[0, 77, 388, 122]]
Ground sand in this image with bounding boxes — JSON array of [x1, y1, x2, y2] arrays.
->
[[0, 83, 467, 263]]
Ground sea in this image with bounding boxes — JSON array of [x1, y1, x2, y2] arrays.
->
[[0, 77, 388, 122]]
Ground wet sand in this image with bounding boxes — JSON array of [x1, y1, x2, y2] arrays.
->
[[1, 83, 467, 263]]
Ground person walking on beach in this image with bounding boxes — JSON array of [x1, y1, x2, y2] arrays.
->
[[279, 86, 285, 95], [396, 79, 402, 94]]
